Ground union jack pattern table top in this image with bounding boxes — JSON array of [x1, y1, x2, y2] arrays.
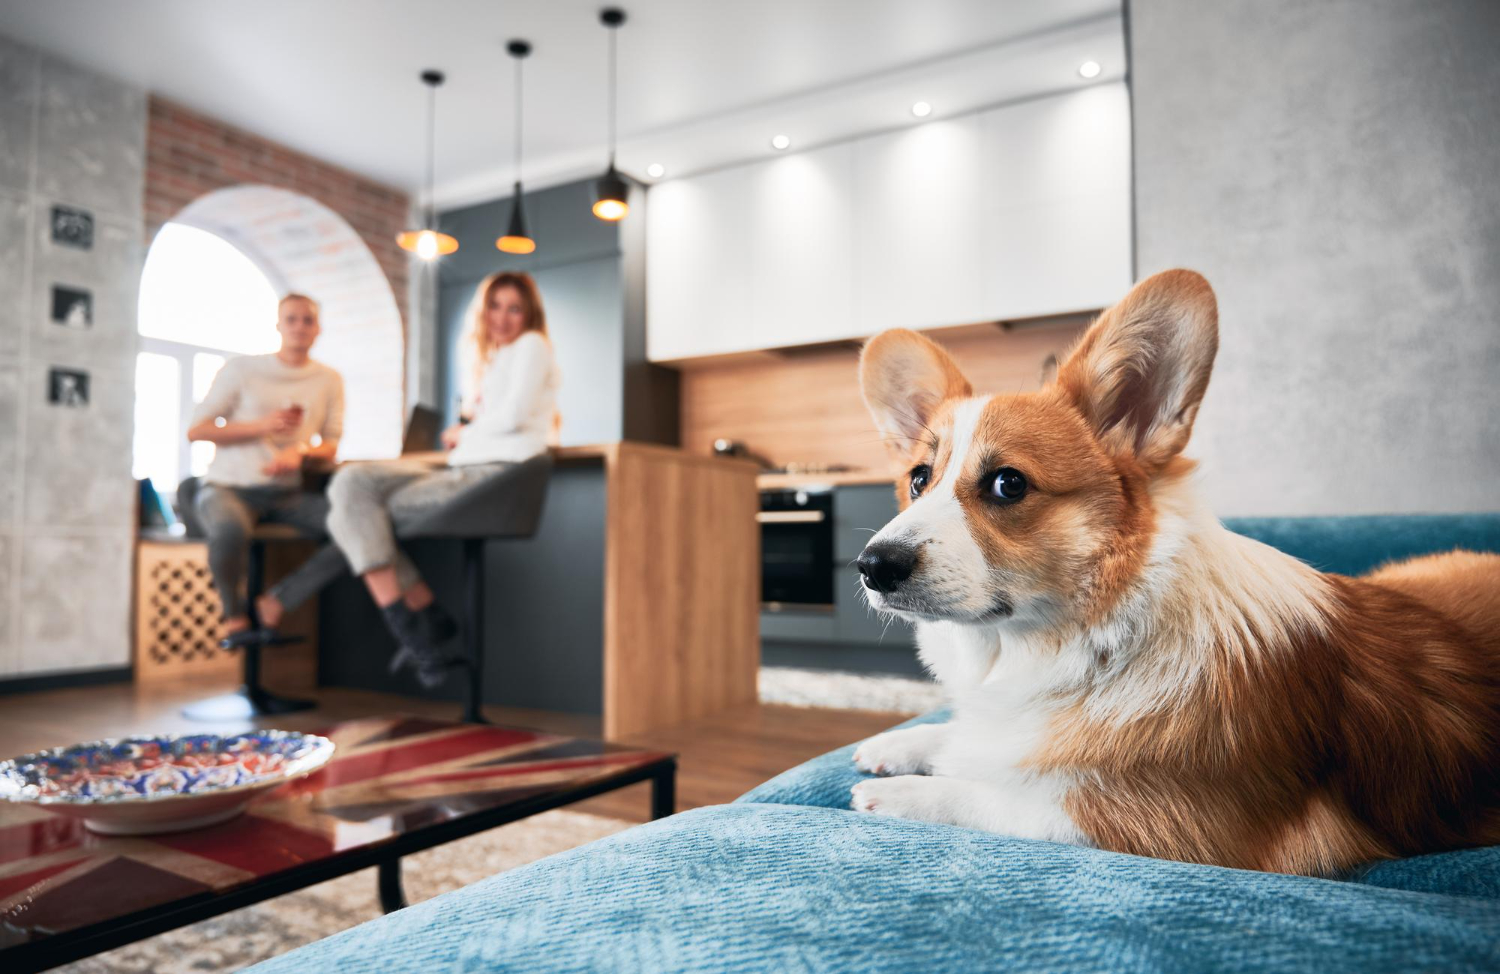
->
[[0, 716, 670, 950]]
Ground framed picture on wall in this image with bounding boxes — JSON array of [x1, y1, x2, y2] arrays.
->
[[50, 205, 94, 249], [48, 367, 90, 408], [50, 285, 93, 329]]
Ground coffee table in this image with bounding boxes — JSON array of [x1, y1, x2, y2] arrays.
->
[[0, 716, 675, 973]]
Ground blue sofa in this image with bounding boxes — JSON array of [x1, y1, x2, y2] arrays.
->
[[247, 516, 1500, 973]]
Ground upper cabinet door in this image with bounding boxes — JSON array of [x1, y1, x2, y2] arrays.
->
[[853, 116, 985, 333], [748, 142, 856, 349], [646, 165, 753, 361], [979, 83, 1133, 319], [646, 84, 1134, 361]]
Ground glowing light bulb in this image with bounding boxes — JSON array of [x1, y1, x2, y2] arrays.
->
[[1078, 60, 1102, 79], [647, 163, 665, 178], [911, 101, 932, 118], [592, 198, 628, 221], [416, 229, 439, 260], [770, 134, 791, 151]]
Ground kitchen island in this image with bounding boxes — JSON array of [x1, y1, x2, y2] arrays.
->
[[317, 442, 760, 738]]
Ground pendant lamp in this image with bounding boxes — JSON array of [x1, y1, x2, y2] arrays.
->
[[496, 40, 537, 255], [397, 70, 459, 259], [592, 8, 629, 221]]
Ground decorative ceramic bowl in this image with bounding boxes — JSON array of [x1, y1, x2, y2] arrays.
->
[[0, 730, 335, 835]]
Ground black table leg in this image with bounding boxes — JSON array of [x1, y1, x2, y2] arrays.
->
[[378, 858, 407, 913], [650, 761, 676, 820]]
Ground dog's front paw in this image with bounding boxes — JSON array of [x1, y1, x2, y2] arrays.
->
[[852, 727, 940, 776], [850, 775, 936, 820]]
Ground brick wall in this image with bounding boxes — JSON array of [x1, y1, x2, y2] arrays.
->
[[144, 96, 409, 330], [144, 96, 411, 458]]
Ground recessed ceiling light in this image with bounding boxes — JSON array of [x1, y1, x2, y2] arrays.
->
[[770, 134, 791, 151], [1078, 60, 1102, 79], [911, 101, 932, 118], [646, 163, 665, 178]]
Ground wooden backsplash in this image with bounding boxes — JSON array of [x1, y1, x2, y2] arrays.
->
[[678, 316, 1092, 473]]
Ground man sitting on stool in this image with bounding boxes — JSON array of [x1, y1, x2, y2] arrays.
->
[[187, 292, 343, 649]]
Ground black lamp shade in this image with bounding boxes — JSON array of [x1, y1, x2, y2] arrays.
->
[[592, 165, 630, 221], [496, 181, 536, 254]]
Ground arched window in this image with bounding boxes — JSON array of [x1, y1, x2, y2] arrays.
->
[[133, 185, 406, 496], [133, 223, 282, 493]]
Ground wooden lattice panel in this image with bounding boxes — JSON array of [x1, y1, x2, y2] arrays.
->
[[134, 540, 240, 683]]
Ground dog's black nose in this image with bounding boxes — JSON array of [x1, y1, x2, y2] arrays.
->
[[857, 543, 917, 594]]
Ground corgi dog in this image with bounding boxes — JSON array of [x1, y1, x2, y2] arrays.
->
[[850, 269, 1500, 875]]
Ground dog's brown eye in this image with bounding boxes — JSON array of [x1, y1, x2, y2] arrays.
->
[[988, 467, 1028, 503], [909, 464, 931, 499]]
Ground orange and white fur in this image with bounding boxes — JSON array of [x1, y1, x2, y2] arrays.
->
[[850, 269, 1500, 875]]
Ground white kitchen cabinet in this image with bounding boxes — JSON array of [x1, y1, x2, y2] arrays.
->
[[646, 164, 753, 361], [979, 83, 1133, 317], [646, 83, 1132, 362], [852, 115, 985, 333], [748, 141, 857, 348], [981, 192, 1132, 320]]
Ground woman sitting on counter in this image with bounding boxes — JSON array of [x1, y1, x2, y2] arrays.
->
[[325, 271, 561, 688]]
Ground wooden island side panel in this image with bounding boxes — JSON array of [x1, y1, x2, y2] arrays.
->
[[600, 443, 760, 738]]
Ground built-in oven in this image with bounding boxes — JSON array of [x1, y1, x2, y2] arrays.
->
[[758, 488, 834, 610]]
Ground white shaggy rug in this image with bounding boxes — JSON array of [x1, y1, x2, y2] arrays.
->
[[758, 666, 944, 714]]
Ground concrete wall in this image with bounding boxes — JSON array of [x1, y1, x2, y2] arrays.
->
[[1130, 0, 1500, 516], [0, 33, 144, 676]]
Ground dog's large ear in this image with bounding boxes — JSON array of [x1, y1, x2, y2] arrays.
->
[[1056, 269, 1218, 469], [860, 329, 972, 459]]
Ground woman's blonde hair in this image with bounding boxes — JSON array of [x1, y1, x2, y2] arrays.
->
[[462, 271, 547, 406]]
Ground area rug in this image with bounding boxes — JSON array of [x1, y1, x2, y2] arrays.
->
[[758, 665, 943, 714], [57, 809, 630, 974]]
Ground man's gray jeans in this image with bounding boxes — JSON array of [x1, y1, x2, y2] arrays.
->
[[194, 483, 339, 620]]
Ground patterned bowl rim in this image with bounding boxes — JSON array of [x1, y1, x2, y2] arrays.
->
[[0, 730, 336, 806]]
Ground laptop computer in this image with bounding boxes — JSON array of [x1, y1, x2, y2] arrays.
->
[[401, 404, 443, 455]]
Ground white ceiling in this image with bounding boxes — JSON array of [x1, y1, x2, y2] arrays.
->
[[0, 0, 1123, 208]]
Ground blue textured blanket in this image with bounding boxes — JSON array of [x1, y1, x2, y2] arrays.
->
[[244, 802, 1500, 974], [737, 709, 950, 809], [737, 708, 1500, 895]]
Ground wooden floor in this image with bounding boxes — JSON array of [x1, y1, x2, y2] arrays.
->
[[0, 680, 909, 823]]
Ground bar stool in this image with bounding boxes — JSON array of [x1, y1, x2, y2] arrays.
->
[[392, 452, 554, 723], [174, 477, 318, 720]]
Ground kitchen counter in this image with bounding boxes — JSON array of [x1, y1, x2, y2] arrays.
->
[[756, 469, 896, 490]]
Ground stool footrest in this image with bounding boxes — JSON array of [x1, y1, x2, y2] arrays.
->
[[219, 629, 306, 652], [182, 687, 316, 720]]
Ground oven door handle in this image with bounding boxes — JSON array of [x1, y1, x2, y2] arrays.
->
[[756, 510, 827, 524]]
